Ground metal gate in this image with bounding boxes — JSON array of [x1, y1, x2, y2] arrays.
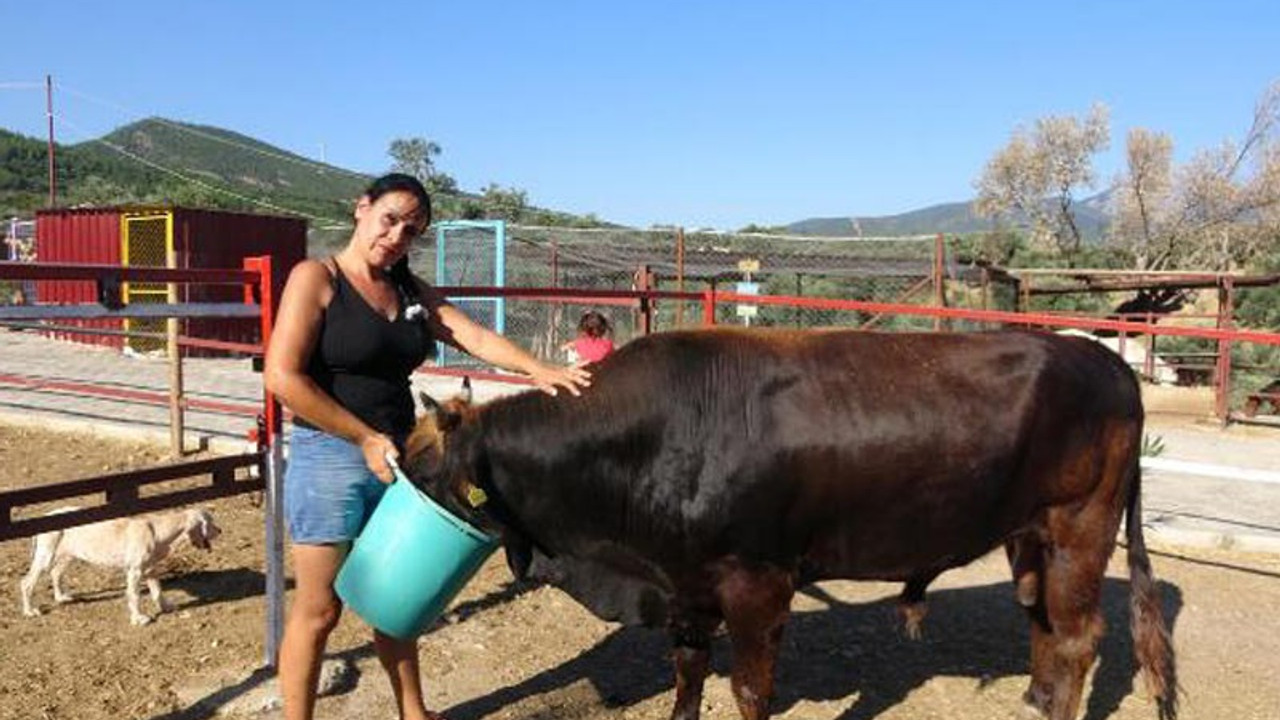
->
[[434, 220, 505, 368], [121, 212, 174, 353]]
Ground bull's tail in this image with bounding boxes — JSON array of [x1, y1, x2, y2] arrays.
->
[[1126, 455, 1179, 719]]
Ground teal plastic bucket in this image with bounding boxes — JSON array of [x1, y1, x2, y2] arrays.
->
[[336, 475, 498, 640]]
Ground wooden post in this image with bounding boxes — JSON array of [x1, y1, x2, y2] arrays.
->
[[675, 227, 685, 326], [549, 238, 561, 355], [550, 237, 559, 287], [933, 233, 945, 331], [167, 236, 183, 457], [1215, 277, 1235, 423], [795, 273, 803, 327], [1145, 313, 1157, 381], [167, 318, 184, 456], [634, 264, 654, 335]]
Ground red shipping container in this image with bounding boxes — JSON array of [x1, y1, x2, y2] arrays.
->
[[35, 206, 306, 356]]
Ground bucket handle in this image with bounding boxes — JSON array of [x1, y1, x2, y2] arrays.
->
[[384, 453, 500, 545], [385, 453, 426, 498]]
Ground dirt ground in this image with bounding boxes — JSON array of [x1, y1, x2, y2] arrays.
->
[[2, 419, 1279, 720]]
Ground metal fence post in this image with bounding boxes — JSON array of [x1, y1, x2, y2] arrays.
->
[[247, 255, 286, 667], [702, 289, 717, 326]]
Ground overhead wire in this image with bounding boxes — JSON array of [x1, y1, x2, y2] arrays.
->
[[46, 82, 482, 218], [54, 113, 338, 223], [55, 83, 372, 181]]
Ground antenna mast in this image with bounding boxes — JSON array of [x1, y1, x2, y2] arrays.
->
[[46, 74, 57, 207]]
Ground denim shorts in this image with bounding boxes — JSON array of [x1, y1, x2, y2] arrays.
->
[[284, 426, 389, 544]]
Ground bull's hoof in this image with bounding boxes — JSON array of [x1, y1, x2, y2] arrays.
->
[[1015, 572, 1039, 607], [130, 614, 153, 626], [1021, 684, 1053, 718], [898, 602, 927, 640]]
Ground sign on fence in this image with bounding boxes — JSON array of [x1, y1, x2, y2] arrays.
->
[[736, 281, 759, 320]]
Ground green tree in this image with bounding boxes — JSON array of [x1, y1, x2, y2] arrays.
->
[[480, 183, 527, 222], [426, 172, 458, 196], [388, 137, 441, 183]]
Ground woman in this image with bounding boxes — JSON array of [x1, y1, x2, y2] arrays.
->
[[264, 173, 589, 720]]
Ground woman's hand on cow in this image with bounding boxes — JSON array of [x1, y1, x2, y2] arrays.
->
[[529, 362, 592, 397], [359, 433, 399, 483]]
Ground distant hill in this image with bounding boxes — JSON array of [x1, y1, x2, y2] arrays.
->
[[0, 119, 366, 220], [786, 196, 1111, 238], [0, 119, 601, 228], [96, 118, 370, 212]]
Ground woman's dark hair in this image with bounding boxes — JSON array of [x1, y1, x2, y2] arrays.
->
[[364, 173, 432, 225], [364, 173, 432, 318], [578, 310, 611, 338]]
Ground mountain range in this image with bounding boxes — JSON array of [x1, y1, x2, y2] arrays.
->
[[2, 118, 1108, 237], [785, 194, 1110, 238]]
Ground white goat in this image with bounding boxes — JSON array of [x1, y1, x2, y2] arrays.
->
[[19, 507, 221, 626]]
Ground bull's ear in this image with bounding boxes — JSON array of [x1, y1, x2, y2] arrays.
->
[[460, 376, 473, 404], [420, 390, 464, 432], [418, 391, 441, 415]]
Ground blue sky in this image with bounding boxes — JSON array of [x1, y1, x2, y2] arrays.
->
[[2, 1, 1277, 230]]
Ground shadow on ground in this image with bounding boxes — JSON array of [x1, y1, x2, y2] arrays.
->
[[445, 577, 1184, 720]]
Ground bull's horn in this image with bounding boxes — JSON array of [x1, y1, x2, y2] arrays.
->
[[418, 391, 442, 414]]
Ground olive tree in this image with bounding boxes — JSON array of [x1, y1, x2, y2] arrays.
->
[[973, 104, 1110, 263], [1112, 81, 1280, 272]]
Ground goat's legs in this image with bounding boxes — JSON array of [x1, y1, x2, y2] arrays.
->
[[146, 576, 172, 613], [19, 533, 60, 616], [50, 554, 74, 604], [126, 567, 152, 625]]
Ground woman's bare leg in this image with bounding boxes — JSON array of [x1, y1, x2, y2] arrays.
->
[[279, 543, 345, 720], [374, 630, 444, 720]]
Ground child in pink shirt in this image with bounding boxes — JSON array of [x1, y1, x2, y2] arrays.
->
[[562, 310, 614, 364]]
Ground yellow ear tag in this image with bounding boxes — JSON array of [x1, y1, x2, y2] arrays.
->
[[465, 484, 488, 508]]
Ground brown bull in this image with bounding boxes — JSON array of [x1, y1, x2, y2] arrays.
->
[[405, 328, 1178, 720]]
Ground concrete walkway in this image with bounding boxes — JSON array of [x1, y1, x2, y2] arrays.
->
[[2, 329, 1278, 553]]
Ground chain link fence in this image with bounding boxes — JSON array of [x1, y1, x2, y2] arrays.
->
[[400, 223, 1018, 366]]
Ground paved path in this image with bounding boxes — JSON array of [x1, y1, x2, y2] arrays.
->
[[2, 329, 1278, 552]]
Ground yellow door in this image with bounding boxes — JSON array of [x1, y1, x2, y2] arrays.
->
[[121, 212, 174, 354]]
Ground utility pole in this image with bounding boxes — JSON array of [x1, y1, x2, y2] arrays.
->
[[46, 75, 57, 207]]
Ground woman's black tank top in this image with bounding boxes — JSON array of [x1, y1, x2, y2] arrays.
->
[[294, 265, 434, 438]]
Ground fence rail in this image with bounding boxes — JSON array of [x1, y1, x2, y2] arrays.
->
[[0, 454, 263, 542]]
